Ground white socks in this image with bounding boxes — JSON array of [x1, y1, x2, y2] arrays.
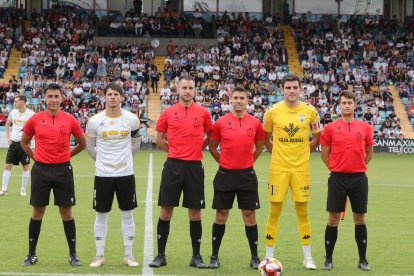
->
[[121, 210, 135, 257], [2, 170, 11, 191], [21, 170, 29, 191], [94, 212, 108, 256], [266, 245, 275, 258], [302, 245, 312, 259], [94, 210, 136, 257]]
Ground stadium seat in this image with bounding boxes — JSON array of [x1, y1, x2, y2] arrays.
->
[[30, 98, 39, 105]]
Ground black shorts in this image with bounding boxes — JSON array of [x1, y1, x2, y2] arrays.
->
[[212, 167, 260, 210], [30, 162, 75, 207], [6, 141, 30, 166], [93, 175, 137, 212], [327, 172, 368, 213], [158, 158, 205, 209]]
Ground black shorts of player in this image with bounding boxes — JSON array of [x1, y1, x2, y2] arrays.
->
[[158, 158, 205, 209], [93, 175, 137, 213], [6, 141, 30, 165], [212, 167, 260, 210], [30, 162, 75, 207], [327, 172, 368, 213]]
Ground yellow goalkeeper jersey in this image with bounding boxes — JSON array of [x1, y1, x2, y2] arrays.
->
[[263, 101, 321, 172]]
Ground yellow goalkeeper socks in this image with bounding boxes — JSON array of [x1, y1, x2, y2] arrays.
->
[[265, 202, 283, 247], [295, 202, 312, 246]]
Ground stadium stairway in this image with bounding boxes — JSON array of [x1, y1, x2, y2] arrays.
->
[[0, 47, 20, 84], [281, 26, 302, 77], [24, 20, 31, 30], [388, 85, 414, 139], [146, 56, 164, 139]]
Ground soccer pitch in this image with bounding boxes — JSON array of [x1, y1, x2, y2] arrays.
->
[[0, 149, 413, 276]]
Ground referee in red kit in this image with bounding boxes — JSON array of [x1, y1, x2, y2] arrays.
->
[[320, 90, 373, 272], [149, 76, 212, 269], [208, 87, 265, 269], [20, 83, 86, 266]]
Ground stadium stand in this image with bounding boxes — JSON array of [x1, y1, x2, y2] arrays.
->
[[0, 4, 413, 144]]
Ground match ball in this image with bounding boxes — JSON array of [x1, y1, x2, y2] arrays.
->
[[258, 257, 283, 276]]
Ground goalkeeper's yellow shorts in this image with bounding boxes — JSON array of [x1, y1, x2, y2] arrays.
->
[[267, 170, 311, 202]]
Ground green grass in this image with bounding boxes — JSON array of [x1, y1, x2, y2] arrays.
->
[[0, 149, 413, 275]]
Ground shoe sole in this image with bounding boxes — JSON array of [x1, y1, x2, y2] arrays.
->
[[358, 265, 370, 271], [90, 261, 105, 267], [124, 261, 140, 267], [190, 263, 208, 268], [149, 263, 166, 268]]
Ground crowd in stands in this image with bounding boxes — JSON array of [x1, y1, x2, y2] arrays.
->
[[291, 13, 414, 138], [0, 7, 26, 78], [109, 7, 206, 38], [1, 7, 413, 141], [159, 12, 287, 124]]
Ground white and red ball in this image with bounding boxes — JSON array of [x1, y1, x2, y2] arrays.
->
[[258, 257, 283, 276]]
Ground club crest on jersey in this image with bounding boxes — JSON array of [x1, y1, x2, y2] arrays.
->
[[122, 118, 130, 127], [247, 127, 255, 137], [356, 131, 363, 141], [299, 114, 305, 122], [60, 126, 68, 134], [192, 118, 202, 128]]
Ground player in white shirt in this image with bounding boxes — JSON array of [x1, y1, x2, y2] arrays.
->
[[85, 83, 141, 268], [1, 95, 34, 196]]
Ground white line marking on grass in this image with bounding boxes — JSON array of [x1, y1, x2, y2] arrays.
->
[[142, 153, 154, 276], [0, 273, 179, 276], [0, 272, 136, 276]]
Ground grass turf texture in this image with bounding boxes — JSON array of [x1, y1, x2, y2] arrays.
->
[[0, 149, 413, 275]]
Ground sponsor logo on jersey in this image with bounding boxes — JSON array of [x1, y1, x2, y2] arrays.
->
[[284, 123, 300, 137], [279, 123, 304, 142]]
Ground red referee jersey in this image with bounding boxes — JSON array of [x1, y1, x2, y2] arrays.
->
[[320, 119, 374, 173], [156, 103, 212, 161], [23, 111, 84, 164], [211, 113, 265, 170]]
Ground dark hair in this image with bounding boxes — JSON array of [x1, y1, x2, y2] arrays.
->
[[338, 90, 356, 103], [16, 94, 27, 103], [282, 74, 301, 88], [233, 87, 248, 94], [103, 83, 124, 96], [43, 83, 62, 95], [178, 75, 194, 84]]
